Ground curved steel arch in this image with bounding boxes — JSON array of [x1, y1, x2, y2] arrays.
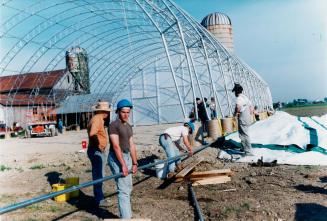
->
[[0, 0, 272, 126]]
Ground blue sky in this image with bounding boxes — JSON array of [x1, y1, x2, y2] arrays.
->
[[175, 0, 327, 102]]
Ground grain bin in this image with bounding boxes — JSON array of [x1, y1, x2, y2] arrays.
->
[[201, 12, 234, 52]]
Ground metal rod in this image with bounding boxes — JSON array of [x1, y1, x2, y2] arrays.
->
[[188, 183, 205, 221], [129, 80, 136, 126], [154, 57, 161, 124], [201, 38, 222, 118], [0, 143, 211, 215], [161, 33, 187, 118], [216, 50, 232, 117]]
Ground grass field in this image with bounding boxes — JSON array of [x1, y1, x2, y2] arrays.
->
[[281, 103, 327, 117]]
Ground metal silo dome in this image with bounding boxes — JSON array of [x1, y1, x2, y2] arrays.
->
[[201, 12, 234, 52], [201, 12, 232, 27]]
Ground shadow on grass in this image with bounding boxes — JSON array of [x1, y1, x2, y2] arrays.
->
[[50, 172, 152, 220], [137, 154, 158, 177], [295, 184, 327, 195], [52, 190, 118, 220], [295, 203, 327, 221], [320, 176, 327, 183], [44, 171, 63, 186]]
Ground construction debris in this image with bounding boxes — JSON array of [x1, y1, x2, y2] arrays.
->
[[175, 158, 203, 178], [192, 176, 231, 186], [174, 159, 233, 186]]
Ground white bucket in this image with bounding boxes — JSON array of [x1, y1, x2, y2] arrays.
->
[[154, 161, 167, 179]]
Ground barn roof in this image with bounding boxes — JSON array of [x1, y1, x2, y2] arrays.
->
[[0, 69, 66, 93]]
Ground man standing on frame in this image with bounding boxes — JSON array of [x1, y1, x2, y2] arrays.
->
[[232, 83, 254, 156], [108, 99, 137, 218]]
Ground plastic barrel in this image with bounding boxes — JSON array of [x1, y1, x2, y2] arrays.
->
[[52, 184, 70, 202], [208, 119, 222, 139], [65, 177, 79, 198], [221, 117, 234, 135], [154, 161, 167, 180]]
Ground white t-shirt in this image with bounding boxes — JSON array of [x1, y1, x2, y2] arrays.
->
[[164, 126, 189, 142], [236, 94, 252, 113], [236, 94, 253, 125]]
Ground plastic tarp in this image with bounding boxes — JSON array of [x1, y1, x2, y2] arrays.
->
[[221, 111, 327, 165]]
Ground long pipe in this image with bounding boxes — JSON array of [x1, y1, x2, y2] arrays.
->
[[0, 143, 211, 215], [188, 183, 205, 221]]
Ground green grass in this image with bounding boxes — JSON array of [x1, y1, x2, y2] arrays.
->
[[29, 164, 45, 170], [26, 204, 42, 211], [221, 202, 251, 217], [49, 205, 61, 213], [283, 103, 327, 109], [281, 104, 327, 117], [15, 166, 24, 172], [0, 164, 11, 172]]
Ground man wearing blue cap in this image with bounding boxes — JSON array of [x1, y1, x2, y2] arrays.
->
[[159, 121, 194, 178], [108, 99, 137, 218]]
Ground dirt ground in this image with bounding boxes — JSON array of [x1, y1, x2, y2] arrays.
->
[[0, 123, 327, 221]]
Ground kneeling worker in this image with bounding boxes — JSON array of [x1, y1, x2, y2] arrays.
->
[[159, 122, 195, 178]]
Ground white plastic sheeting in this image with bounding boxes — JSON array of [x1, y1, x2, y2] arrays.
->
[[222, 111, 327, 165], [226, 111, 327, 150]]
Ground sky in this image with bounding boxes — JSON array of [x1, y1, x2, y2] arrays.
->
[[175, 0, 327, 102]]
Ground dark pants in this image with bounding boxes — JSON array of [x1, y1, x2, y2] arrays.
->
[[201, 119, 208, 133], [87, 147, 106, 204]]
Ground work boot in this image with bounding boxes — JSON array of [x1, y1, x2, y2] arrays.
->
[[96, 199, 111, 208], [166, 172, 175, 179]]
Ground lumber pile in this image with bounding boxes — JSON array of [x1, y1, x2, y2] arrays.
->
[[175, 158, 233, 186]]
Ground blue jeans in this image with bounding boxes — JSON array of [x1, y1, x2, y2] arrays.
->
[[159, 135, 181, 173], [87, 148, 106, 205], [108, 151, 133, 218]]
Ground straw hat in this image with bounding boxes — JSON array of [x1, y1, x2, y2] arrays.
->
[[92, 101, 111, 112]]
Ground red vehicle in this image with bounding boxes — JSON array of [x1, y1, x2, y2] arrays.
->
[[26, 121, 58, 138]]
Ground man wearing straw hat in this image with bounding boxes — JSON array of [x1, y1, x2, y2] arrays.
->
[[108, 99, 137, 218], [87, 101, 111, 207], [232, 83, 254, 156]]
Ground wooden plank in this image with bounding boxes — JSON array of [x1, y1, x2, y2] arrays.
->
[[192, 176, 231, 186], [175, 169, 233, 182], [175, 158, 203, 178], [190, 175, 229, 181], [190, 169, 233, 177]]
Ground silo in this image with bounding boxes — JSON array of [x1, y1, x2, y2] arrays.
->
[[66, 46, 90, 93], [201, 12, 234, 52]]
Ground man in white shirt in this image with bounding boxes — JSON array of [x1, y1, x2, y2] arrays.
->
[[232, 83, 254, 155], [159, 122, 194, 178]]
